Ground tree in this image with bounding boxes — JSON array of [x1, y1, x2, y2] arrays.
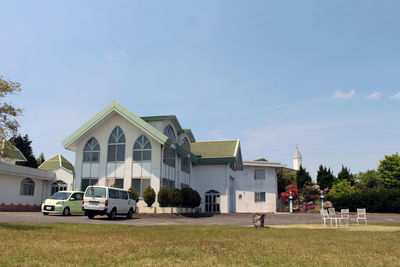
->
[[170, 188, 183, 207], [36, 153, 45, 166], [278, 169, 296, 195], [181, 187, 194, 208], [337, 165, 355, 185], [128, 186, 139, 202], [316, 165, 336, 190], [378, 153, 400, 189], [330, 179, 355, 195], [0, 76, 23, 147], [143, 186, 155, 207], [157, 186, 171, 207], [354, 170, 383, 191], [296, 165, 312, 189], [191, 190, 201, 208], [9, 134, 38, 168]]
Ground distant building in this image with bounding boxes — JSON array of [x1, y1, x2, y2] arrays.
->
[[293, 146, 302, 171]]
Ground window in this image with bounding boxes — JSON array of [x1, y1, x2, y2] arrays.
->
[[107, 126, 126, 162], [163, 125, 176, 142], [51, 180, 67, 195], [255, 192, 266, 202], [163, 125, 176, 168], [120, 191, 128, 200], [133, 135, 152, 161], [109, 189, 120, 199], [161, 178, 175, 190], [181, 156, 190, 173], [254, 169, 265, 180], [83, 137, 100, 163], [181, 137, 190, 152], [114, 179, 124, 189], [131, 178, 150, 197], [20, 178, 35, 196], [70, 193, 83, 201], [81, 178, 98, 191]]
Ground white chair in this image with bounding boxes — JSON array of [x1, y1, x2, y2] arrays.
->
[[357, 208, 367, 226], [328, 208, 342, 227], [320, 209, 330, 227], [340, 209, 350, 225]]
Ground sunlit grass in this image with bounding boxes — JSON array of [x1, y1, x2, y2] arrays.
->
[[0, 223, 399, 266]]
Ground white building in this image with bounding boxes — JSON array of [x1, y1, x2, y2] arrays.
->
[[63, 101, 283, 213], [0, 145, 75, 211]]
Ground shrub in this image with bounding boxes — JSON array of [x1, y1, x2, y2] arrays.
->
[[157, 186, 171, 207], [181, 187, 193, 208], [110, 183, 116, 188], [191, 190, 201, 208], [326, 188, 400, 213], [170, 188, 183, 207], [143, 186, 156, 207], [128, 186, 139, 202]]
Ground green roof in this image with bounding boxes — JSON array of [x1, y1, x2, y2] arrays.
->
[[191, 140, 240, 164], [141, 115, 183, 133], [38, 153, 74, 172], [178, 129, 196, 142], [0, 142, 27, 162], [63, 101, 169, 150]]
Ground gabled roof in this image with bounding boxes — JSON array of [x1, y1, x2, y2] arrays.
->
[[178, 129, 196, 142], [0, 141, 27, 162], [141, 115, 183, 133], [39, 153, 74, 172], [191, 140, 240, 164], [63, 101, 169, 150]]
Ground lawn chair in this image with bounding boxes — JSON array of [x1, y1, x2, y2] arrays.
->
[[340, 209, 350, 226], [328, 208, 342, 227], [320, 209, 330, 227], [357, 208, 367, 226]]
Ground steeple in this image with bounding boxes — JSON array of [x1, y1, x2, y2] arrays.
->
[[293, 146, 302, 171]]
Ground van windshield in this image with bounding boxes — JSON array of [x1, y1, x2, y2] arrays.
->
[[85, 187, 106, 198], [50, 192, 71, 200]]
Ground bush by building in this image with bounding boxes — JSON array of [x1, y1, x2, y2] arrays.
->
[[128, 186, 139, 202], [157, 186, 171, 207], [170, 188, 183, 207], [143, 186, 156, 207]]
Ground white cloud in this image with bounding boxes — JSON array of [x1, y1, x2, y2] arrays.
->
[[390, 92, 400, 100], [333, 90, 355, 99], [366, 92, 381, 99]]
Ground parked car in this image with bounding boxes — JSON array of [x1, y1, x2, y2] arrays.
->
[[41, 191, 84, 216], [82, 186, 137, 220]]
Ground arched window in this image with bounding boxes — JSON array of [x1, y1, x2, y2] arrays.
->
[[133, 135, 152, 161], [182, 137, 190, 152], [163, 125, 176, 142], [180, 137, 190, 173], [107, 126, 126, 162], [51, 180, 67, 195], [20, 178, 35, 196], [205, 190, 220, 213], [83, 137, 100, 163], [163, 125, 176, 167]]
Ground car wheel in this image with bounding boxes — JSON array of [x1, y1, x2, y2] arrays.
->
[[127, 208, 133, 219], [62, 207, 70, 216], [88, 214, 95, 219], [108, 208, 116, 220], [42, 212, 49, 215]]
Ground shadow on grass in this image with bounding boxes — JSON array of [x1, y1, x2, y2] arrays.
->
[[0, 223, 53, 231]]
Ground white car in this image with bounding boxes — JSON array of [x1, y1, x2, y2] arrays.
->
[[82, 186, 137, 220]]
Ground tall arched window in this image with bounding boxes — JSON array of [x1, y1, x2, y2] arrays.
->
[[107, 126, 126, 162], [20, 178, 35, 196], [51, 180, 67, 195], [133, 135, 152, 161], [163, 125, 176, 167], [181, 137, 190, 173], [83, 137, 100, 163]]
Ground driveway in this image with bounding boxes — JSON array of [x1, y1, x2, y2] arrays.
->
[[0, 212, 399, 226]]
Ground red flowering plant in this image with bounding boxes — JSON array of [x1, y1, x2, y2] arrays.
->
[[280, 184, 299, 203]]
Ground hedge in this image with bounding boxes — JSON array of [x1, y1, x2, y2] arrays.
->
[[157, 186, 171, 207], [326, 188, 400, 213]]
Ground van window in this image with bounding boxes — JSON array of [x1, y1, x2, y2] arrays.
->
[[109, 189, 120, 199], [120, 191, 128, 200], [85, 187, 106, 198]]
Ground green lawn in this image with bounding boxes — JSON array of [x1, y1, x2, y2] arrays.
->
[[0, 223, 399, 266]]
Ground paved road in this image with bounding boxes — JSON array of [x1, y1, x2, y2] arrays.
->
[[0, 212, 399, 226]]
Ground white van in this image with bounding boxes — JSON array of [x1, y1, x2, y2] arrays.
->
[[82, 186, 137, 220]]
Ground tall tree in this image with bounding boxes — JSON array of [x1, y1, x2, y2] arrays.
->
[[337, 165, 355, 185], [316, 165, 336, 190], [0, 76, 23, 147], [296, 165, 312, 189], [354, 170, 383, 191], [37, 152, 45, 166], [278, 168, 296, 195], [9, 134, 38, 168], [378, 153, 400, 189]]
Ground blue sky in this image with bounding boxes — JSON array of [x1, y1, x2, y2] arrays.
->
[[1, 1, 399, 178]]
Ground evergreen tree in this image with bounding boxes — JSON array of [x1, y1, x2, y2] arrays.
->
[[316, 165, 336, 190], [9, 134, 38, 168], [337, 165, 355, 185], [36, 152, 45, 166], [296, 165, 312, 189]]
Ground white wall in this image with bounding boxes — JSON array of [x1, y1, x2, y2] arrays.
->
[[192, 164, 230, 213], [235, 166, 277, 213], [0, 174, 48, 206], [52, 168, 74, 190]]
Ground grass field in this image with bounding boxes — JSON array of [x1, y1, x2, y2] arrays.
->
[[0, 223, 399, 266]]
